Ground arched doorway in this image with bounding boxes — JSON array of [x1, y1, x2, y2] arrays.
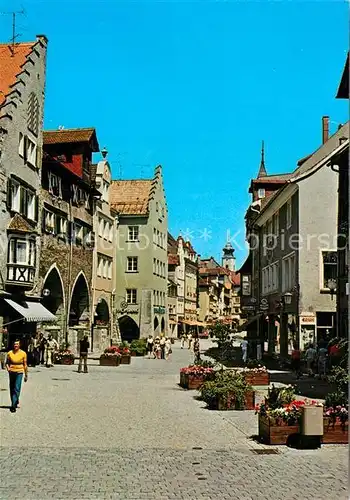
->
[[154, 316, 159, 334], [69, 273, 90, 326], [161, 317, 165, 333], [42, 267, 65, 316], [119, 315, 140, 342], [95, 299, 110, 326]]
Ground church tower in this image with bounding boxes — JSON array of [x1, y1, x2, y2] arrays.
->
[[222, 241, 235, 271]]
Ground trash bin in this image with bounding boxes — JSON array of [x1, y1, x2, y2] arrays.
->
[[300, 405, 323, 448]]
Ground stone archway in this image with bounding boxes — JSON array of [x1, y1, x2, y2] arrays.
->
[[69, 273, 90, 327], [161, 317, 165, 333], [154, 316, 159, 334], [119, 315, 140, 342], [42, 266, 65, 316], [95, 298, 110, 326]]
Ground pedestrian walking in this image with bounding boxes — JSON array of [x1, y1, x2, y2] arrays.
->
[[146, 335, 154, 358], [180, 333, 187, 349], [187, 333, 192, 350], [78, 335, 89, 373], [240, 339, 248, 364], [27, 335, 38, 367], [45, 334, 59, 367], [154, 337, 161, 359], [305, 343, 317, 376], [317, 342, 328, 379], [291, 344, 301, 379], [38, 332, 46, 365], [165, 338, 172, 360], [6, 339, 28, 413], [193, 336, 201, 364], [160, 336, 166, 360]]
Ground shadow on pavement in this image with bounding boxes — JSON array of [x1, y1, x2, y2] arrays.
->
[[270, 371, 336, 400]]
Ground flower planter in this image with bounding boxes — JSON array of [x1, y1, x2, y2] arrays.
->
[[244, 372, 270, 386], [130, 351, 136, 357], [99, 356, 120, 367], [258, 414, 299, 445], [322, 418, 348, 444], [120, 354, 131, 365], [211, 390, 255, 411], [55, 356, 75, 365], [180, 373, 205, 390]]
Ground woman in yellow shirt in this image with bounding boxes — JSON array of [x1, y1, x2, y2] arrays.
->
[[6, 340, 28, 413]]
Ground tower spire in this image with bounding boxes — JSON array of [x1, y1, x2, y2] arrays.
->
[[257, 140, 267, 178]]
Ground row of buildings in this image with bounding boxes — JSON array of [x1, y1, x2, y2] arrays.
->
[[238, 53, 349, 356], [0, 35, 242, 352]]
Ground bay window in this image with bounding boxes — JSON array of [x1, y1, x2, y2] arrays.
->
[[8, 238, 36, 267]]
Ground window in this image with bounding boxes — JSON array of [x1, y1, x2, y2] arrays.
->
[[322, 251, 337, 289], [153, 258, 156, 274], [10, 180, 20, 212], [126, 289, 137, 305], [48, 172, 62, 198], [19, 133, 24, 157], [282, 253, 295, 292], [44, 210, 55, 233], [103, 221, 109, 240], [103, 260, 108, 278], [128, 226, 139, 242], [98, 218, 104, 237], [286, 199, 292, 228], [273, 212, 279, 236], [26, 191, 36, 220], [153, 228, 156, 245], [262, 261, 279, 295], [56, 215, 67, 236], [127, 256, 138, 272], [26, 137, 37, 167], [157, 230, 160, 246], [27, 92, 39, 136], [108, 224, 113, 243], [97, 257, 103, 277], [108, 261, 112, 279], [8, 239, 35, 266], [258, 188, 265, 199], [75, 223, 84, 244]]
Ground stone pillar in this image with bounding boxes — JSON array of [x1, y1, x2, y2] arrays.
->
[[140, 289, 153, 338]]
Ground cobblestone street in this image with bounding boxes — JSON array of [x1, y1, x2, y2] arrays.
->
[[0, 341, 347, 500]]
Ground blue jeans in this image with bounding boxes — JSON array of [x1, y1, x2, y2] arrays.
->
[[9, 372, 23, 408]]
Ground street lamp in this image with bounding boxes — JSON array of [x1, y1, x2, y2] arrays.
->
[[327, 278, 337, 300], [284, 292, 292, 305]]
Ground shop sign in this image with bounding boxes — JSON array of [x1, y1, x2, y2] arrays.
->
[[300, 316, 316, 324], [259, 298, 269, 311]]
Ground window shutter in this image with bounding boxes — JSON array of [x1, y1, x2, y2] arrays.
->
[[34, 195, 39, 222], [6, 178, 12, 210], [20, 187, 27, 215]]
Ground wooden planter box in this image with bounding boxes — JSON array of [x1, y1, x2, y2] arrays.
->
[[99, 356, 120, 367], [120, 355, 131, 365], [322, 418, 348, 444], [211, 390, 255, 410], [180, 373, 205, 390], [244, 372, 270, 386], [55, 356, 75, 365], [131, 351, 145, 357], [258, 414, 299, 445]]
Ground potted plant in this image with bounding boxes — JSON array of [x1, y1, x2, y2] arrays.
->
[[180, 364, 215, 390], [323, 391, 348, 444], [99, 346, 121, 366], [200, 370, 255, 410], [118, 343, 131, 364], [243, 361, 270, 386], [54, 344, 75, 365], [130, 339, 147, 357]]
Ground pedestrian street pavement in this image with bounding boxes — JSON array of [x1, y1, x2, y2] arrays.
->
[[0, 340, 347, 500]]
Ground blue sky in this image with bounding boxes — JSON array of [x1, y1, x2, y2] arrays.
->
[[1, 1, 348, 267]]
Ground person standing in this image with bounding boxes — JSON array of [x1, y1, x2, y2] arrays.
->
[[305, 343, 317, 376], [291, 344, 301, 379], [78, 335, 89, 373], [193, 336, 201, 364], [187, 333, 192, 350], [240, 339, 248, 364], [154, 336, 161, 359], [160, 336, 166, 360], [180, 333, 187, 349], [146, 335, 154, 359], [45, 334, 59, 368], [6, 340, 28, 413], [38, 333, 46, 365], [165, 338, 172, 360], [317, 342, 328, 379]]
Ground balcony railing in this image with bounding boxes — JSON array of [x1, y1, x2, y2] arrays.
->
[[7, 264, 35, 287]]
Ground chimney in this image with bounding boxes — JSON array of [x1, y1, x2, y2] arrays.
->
[[322, 116, 329, 144]]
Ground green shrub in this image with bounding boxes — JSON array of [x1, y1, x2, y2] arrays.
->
[[130, 338, 147, 355], [200, 370, 252, 410]]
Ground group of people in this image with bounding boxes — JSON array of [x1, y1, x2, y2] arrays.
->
[[180, 333, 201, 362], [146, 335, 173, 360], [291, 340, 341, 379], [27, 332, 59, 368]]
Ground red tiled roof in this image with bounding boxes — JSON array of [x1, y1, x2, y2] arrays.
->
[[0, 42, 35, 105], [251, 173, 292, 184], [43, 128, 98, 148], [110, 180, 153, 215]]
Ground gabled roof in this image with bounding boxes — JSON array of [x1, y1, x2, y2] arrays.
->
[[0, 42, 36, 106], [336, 53, 349, 99], [43, 128, 99, 151], [110, 180, 153, 215]]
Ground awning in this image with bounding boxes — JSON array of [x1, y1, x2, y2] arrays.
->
[[4, 299, 57, 323]]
